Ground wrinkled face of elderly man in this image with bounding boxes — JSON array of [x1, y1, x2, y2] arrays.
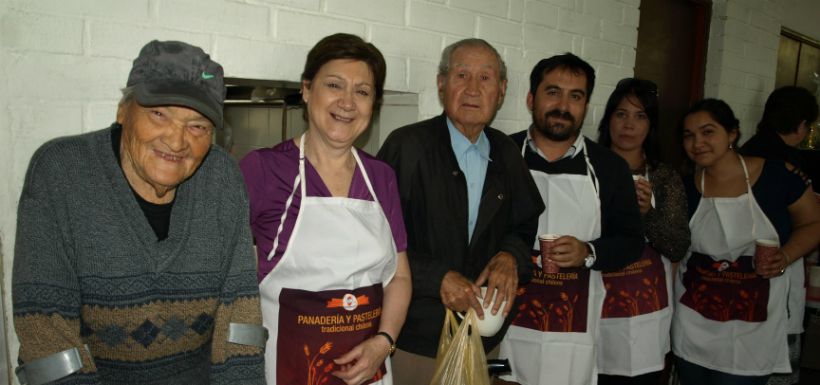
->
[[117, 102, 213, 203], [437, 44, 507, 140]]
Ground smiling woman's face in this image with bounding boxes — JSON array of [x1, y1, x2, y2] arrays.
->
[[682, 110, 737, 167], [302, 58, 375, 149]]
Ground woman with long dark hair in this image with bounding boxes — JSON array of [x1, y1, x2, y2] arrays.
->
[[596, 78, 690, 384], [672, 99, 820, 385]]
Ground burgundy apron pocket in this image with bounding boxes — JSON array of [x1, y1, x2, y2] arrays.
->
[[512, 254, 591, 332], [601, 244, 668, 318], [680, 252, 769, 322], [277, 284, 386, 385]]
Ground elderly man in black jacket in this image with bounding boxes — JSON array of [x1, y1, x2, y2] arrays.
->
[[378, 38, 544, 385]]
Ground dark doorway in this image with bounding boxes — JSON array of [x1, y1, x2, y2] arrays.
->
[[634, 0, 711, 171]]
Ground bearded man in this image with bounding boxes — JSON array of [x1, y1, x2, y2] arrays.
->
[[496, 53, 643, 385]]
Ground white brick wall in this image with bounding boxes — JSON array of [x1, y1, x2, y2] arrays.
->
[[704, 0, 782, 141], [408, 2, 474, 36], [1, 11, 84, 54], [325, 0, 406, 25], [276, 10, 366, 45], [524, 1, 558, 28], [1, 0, 810, 382], [477, 15, 522, 46]]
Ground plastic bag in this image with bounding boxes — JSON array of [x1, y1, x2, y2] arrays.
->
[[429, 308, 490, 385]]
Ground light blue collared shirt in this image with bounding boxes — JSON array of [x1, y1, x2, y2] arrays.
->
[[447, 117, 491, 242]]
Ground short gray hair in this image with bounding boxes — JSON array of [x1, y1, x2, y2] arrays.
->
[[437, 38, 507, 83], [119, 86, 136, 106]]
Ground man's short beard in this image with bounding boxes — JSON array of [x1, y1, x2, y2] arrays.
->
[[533, 109, 580, 141]]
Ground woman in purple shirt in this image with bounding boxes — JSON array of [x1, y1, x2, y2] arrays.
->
[[240, 33, 411, 385]]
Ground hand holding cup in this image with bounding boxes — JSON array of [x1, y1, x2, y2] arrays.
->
[[754, 239, 779, 276], [455, 287, 507, 336], [539, 234, 560, 274]]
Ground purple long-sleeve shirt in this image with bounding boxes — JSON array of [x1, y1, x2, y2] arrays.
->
[[240, 139, 408, 282]]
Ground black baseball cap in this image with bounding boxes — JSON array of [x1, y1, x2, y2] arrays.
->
[[127, 40, 225, 128]]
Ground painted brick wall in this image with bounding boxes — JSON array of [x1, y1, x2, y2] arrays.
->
[[0, 0, 799, 382], [704, 0, 783, 141], [0, 1, 641, 379]]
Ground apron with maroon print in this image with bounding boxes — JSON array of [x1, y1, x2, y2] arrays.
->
[[672, 155, 789, 376], [498, 139, 604, 385], [596, 169, 673, 376], [260, 134, 397, 385]]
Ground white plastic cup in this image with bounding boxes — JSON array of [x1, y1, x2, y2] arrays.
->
[[456, 287, 506, 337]]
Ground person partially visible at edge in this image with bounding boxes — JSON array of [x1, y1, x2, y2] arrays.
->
[[595, 77, 691, 384], [741, 86, 818, 184], [672, 99, 820, 385], [739, 86, 818, 385], [497, 53, 644, 385], [12, 40, 266, 384], [377, 38, 544, 385], [240, 33, 411, 385]]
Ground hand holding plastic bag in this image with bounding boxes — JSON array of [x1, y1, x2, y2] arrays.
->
[[429, 308, 490, 385]]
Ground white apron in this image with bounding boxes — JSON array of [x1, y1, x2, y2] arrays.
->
[[784, 255, 804, 334], [499, 139, 604, 385], [672, 155, 789, 376], [260, 135, 398, 385], [596, 170, 674, 376]]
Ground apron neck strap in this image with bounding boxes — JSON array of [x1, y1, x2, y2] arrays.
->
[[298, 132, 378, 201], [578, 139, 600, 199], [269, 134, 381, 261], [698, 152, 758, 237], [298, 134, 308, 198], [267, 135, 311, 261], [521, 134, 601, 204], [738, 153, 751, 189], [699, 152, 751, 194]]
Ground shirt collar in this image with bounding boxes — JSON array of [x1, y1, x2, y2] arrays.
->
[[525, 125, 585, 161], [447, 117, 491, 161]]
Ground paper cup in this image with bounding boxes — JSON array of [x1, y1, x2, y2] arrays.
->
[[754, 239, 779, 275], [539, 234, 560, 274], [457, 287, 506, 337]]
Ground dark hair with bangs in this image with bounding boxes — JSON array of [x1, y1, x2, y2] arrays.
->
[[597, 78, 660, 170], [301, 33, 386, 110], [680, 98, 741, 147]]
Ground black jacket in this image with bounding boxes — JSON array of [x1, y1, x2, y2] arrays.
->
[[377, 114, 544, 357]]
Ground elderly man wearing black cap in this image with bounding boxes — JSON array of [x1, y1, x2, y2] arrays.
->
[[12, 41, 266, 384]]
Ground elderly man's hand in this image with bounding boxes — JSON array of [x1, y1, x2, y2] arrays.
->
[[440, 271, 483, 318], [546, 236, 590, 268], [475, 252, 518, 318]]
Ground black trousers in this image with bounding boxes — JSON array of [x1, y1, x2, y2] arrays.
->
[[598, 371, 662, 385]]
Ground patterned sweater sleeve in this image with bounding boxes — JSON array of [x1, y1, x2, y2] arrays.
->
[[208, 166, 267, 384], [12, 143, 101, 384], [644, 164, 691, 262]]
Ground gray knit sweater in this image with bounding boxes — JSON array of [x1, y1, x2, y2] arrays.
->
[[13, 124, 265, 384]]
